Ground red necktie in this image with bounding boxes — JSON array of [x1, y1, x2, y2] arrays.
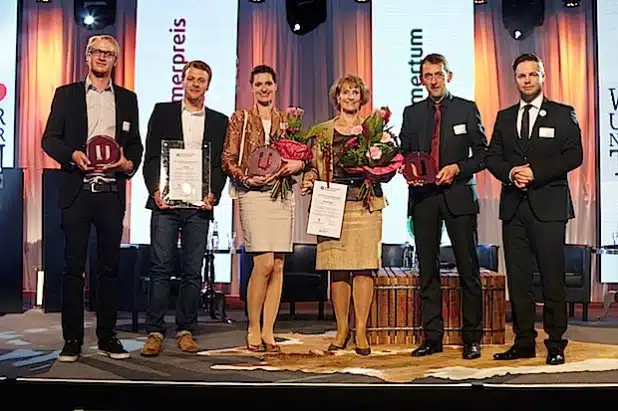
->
[[431, 104, 441, 170]]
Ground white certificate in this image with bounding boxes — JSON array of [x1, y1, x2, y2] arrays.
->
[[168, 148, 202, 202], [307, 181, 348, 238]]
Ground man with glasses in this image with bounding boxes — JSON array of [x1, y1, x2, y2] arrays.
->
[[42, 35, 143, 362], [399, 53, 488, 360]]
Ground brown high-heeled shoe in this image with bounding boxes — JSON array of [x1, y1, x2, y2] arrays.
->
[[246, 337, 265, 352], [263, 342, 281, 353], [327, 333, 351, 351]]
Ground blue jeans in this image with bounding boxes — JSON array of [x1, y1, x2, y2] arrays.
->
[[145, 209, 210, 336]]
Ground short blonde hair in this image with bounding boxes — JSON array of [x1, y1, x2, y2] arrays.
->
[[85, 35, 120, 58], [329, 74, 370, 112]]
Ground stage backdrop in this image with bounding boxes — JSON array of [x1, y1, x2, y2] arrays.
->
[[371, 0, 475, 246], [18, 0, 137, 303], [596, 0, 618, 283], [0, 0, 19, 169], [17, 0, 602, 302], [132, 0, 239, 282]]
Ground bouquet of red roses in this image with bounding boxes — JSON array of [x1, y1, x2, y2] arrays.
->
[[336, 106, 404, 207], [269, 106, 313, 199]]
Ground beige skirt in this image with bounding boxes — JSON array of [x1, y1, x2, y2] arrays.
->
[[238, 189, 295, 253], [316, 200, 382, 270]]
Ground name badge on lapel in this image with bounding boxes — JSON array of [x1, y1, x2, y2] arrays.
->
[[122, 121, 131, 132], [539, 127, 555, 138], [453, 124, 467, 135]]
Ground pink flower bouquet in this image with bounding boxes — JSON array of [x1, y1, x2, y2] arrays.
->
[[336, 107, 404, 206], [269, 106, 313, 200]]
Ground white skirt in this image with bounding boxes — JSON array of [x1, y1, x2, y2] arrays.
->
[[238, 189, 295, 253]]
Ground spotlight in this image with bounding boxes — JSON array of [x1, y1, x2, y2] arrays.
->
[[502, 0, 544, 41], [474, 0, 488, 4], [354, 0, 370, 3], [563, 0, 580, 7], [74, 0, 116, 30], [249, 0, 265, 3], [286, 0, 326, 35], [36, 0, 51, 3]]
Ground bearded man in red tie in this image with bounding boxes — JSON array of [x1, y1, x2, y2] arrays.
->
[[399, 53, 489, 360]]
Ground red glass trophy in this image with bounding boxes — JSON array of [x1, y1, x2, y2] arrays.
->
[[247, 146, 282, 176], [86, 135, 120, 170], [403, 152, 437, 184]]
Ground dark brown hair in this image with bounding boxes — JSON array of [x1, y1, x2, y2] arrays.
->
[[512, 53, 543, 72], [250, 65, 277, 84], [421, 53, 450, 75]]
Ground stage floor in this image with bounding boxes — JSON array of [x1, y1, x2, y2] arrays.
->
[[2, 304, 618, 386]]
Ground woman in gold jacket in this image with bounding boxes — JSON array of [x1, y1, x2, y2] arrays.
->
[[302, 74, 385, 356], [222, 65, 304, 352]]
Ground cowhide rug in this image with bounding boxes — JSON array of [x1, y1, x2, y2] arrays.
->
[[198, 328, 618, 383]]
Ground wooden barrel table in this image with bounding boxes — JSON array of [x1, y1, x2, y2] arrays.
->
[[349, 267, 505, 346]]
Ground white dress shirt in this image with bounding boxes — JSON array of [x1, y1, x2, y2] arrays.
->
[[84, 76, 116, 183], [181, 101, 206, 205], [516, 93, 544, 139], [181, 101, 206, 149], [262, 119, 272, 145], [509, 93, 544, 185]]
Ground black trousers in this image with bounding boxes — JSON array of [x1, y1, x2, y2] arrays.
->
[[412, 192, 482, 345], [503, 199, 568, 349], [60, 190, 124, 343]]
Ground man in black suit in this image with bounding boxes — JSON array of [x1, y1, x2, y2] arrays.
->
[[487, 53, 582, 365], [41, 35, 143, 362], [399, 53, 488, 359], [140, 60, 228, 356]]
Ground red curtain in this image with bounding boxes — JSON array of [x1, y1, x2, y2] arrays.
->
[[474, 1, 599, 299], [17, 0, 136, 303]]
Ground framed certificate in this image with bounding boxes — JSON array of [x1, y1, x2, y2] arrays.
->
[[159, 140, 211, 208], [307, 181, 348, 238]]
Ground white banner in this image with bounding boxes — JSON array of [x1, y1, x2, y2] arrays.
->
[[0, 0, 18, 169], [597, 0, 618, 282], [132, 0, 239, 282], [371, 0, 475, 245]]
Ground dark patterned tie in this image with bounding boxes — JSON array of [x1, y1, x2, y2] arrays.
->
[[431, 104, 441, 169]]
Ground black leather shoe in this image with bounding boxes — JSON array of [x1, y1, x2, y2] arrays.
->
[[411, 341, 443, 357], [546, 347, 565, 365], [462, 342, 481, 359], [493, 345, 536, 360]]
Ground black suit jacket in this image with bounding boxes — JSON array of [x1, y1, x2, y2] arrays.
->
[[399, 93, 488, 216], [142, 101, 228, 212], [486, 98, 583, 222], [41, 81, 143, 209]]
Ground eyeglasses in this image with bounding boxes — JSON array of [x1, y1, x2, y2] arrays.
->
[[88, 48, 116, 59]]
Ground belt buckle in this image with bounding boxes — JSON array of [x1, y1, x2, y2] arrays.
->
[[90, 181, 103, 193]]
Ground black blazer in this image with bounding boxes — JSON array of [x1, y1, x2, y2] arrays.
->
[[486, 98, 583, 222], [142, 101, 228, 212], [399, 93, 488, 216], [41, 81, 143, 209]]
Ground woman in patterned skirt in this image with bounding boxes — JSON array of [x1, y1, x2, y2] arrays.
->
[[301, 74, 385, 356]]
